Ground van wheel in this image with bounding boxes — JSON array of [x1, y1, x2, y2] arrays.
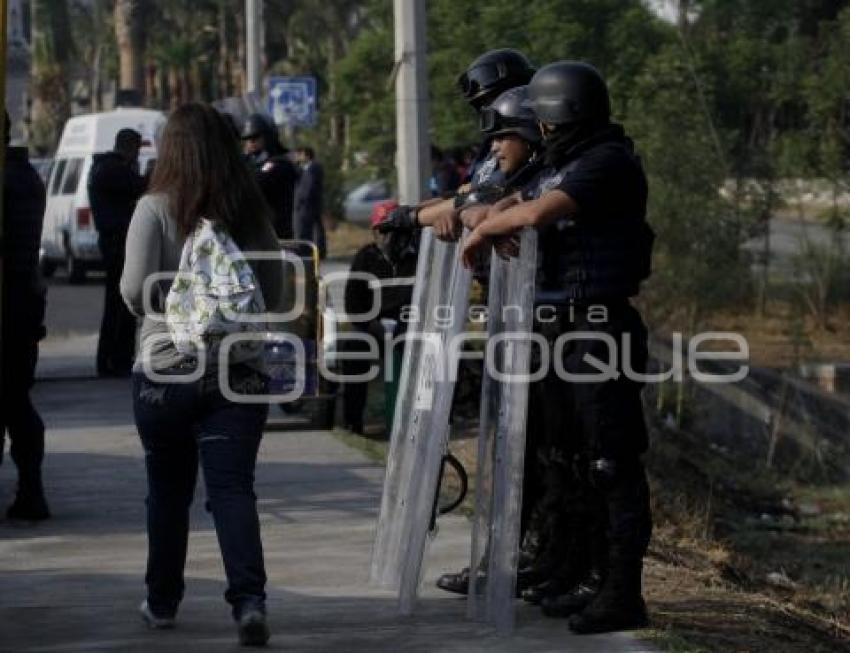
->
[[66, 254, 86, 284]]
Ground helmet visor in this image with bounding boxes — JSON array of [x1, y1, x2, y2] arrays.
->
[[479, 107, 532, 135], [458, 62, 505, 99]]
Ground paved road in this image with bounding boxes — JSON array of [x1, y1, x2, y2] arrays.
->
[[0, 377, 655, 653]]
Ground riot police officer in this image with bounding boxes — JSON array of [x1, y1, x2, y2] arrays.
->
[[461, 61, 654, 634], [241, 113, 297, 239], [378, 48, 536, 238], [376, 50, 538, 597], [457, 83, 599, 605]]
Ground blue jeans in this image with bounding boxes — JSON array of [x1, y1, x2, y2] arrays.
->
[[132, 366, 269, 618]]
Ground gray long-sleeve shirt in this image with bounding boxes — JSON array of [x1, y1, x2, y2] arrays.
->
[[120, 193, 285, 373]]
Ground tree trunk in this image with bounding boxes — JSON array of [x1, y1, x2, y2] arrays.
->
[[146, 63, 159, 108], [218, 0, 232, 97], [29, 0, 73, 154], [234, 9, 246, 94], [327, 34, 343, 146], [168, 66, 181, 110], [90, 44, 102, 112], [114, 0, 148, 101]]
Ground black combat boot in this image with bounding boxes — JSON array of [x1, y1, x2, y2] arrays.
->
[[521, 529, 592, 606], [539, 569, 603, 616], [567, 559, 648, 634], [437, 511, 551, 596], [7, 479, 51, 521], [7, 428, 49, 521], [436, 563, 543, 597], [436, 567, 472, 595], [567, 456, 651, 633]]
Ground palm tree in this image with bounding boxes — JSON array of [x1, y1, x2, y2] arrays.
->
[[29, 0, 73, 153], [114, 0, 149, 101]]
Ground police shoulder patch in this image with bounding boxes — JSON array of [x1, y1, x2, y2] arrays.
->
[[535, 170, 565, 198], [474, 155, 499, 186]]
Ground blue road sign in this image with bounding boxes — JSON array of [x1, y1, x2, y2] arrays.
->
[[268, 76, 317, 128]]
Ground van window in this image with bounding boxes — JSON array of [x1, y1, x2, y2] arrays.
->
[[50, 159, 67, 197], [61, 158, 84, 195]]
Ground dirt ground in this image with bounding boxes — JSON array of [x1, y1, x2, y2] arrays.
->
[[348, 399, 850, 653]]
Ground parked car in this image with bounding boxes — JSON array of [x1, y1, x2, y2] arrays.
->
[[343, 180, 392, 225], [39, 108, 165, 283]]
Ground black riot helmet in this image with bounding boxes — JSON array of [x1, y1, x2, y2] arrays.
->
[[479, 85, 541, 144], [241, 113, 287, 155], [458, 49, 535, 111], [525, 61, 611, 125]]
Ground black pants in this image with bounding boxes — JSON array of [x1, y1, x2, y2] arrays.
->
[[531, 302, 652, 574], [97, 231, 137, 375], [341, 333, 375, 431], [0, 337, 45, 488]]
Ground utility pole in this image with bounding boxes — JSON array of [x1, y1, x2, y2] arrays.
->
[[394, 0, 429, 205], [245, 0, 263, 95]]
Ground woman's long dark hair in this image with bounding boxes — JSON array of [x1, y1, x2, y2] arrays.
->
[[149, 102, 271, 239]]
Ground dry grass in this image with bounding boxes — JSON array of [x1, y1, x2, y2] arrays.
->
[[326, 217, 374, 259], [643, 422, 850, 653]]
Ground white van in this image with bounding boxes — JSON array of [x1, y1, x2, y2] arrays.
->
[[40, 108, 165, 282]]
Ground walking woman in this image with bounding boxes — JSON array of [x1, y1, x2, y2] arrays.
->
[[121, 103, 284, 647]]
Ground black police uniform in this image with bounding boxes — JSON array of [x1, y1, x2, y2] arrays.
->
[[1, 146, 50, 519], [242, 114, 298, 240], [88, 151, 147, 376], [523, 122, 654, 629], [342, 233, 419, 433], [250, 151, 297, 240]]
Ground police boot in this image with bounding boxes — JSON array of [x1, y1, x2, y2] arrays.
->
[[567, 457, 651, 633], [437, 564, 540, 597], [436, 567, 472, 595], [520, 527, 586, 604], [516, 521, 555, 592], [567, 559, 647, 634], [522, 531, 593, 605], [7, 473, 50, 521], [539, 569, 603, 616], [517, 508, 547, 571]]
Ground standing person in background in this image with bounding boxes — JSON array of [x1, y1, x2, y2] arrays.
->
[[0, 112, 50, 520], [294, 146, 326, 259], [121, 103, 284, 647], [342, 201, 418, 434], [241, 114, 297, 240], [429, 145, 461, 198], [88, 128, 148, 377]]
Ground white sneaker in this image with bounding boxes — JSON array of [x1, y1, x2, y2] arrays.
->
[[139, 600, 176, 629]]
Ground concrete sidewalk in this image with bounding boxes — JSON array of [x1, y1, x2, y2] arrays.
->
[[0, 378, 655, 652]]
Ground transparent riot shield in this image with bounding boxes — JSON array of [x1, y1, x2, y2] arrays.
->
[[370, 227, 473, 615], [370, 228, 434, 590], [468, 228, 537, 633]]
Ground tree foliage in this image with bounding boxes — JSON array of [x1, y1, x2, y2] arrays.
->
[[32, 0, 850, 322]]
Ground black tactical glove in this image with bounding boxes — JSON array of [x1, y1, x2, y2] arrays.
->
[[376, 205, 419, 233], [453, 183, 505, 210]]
